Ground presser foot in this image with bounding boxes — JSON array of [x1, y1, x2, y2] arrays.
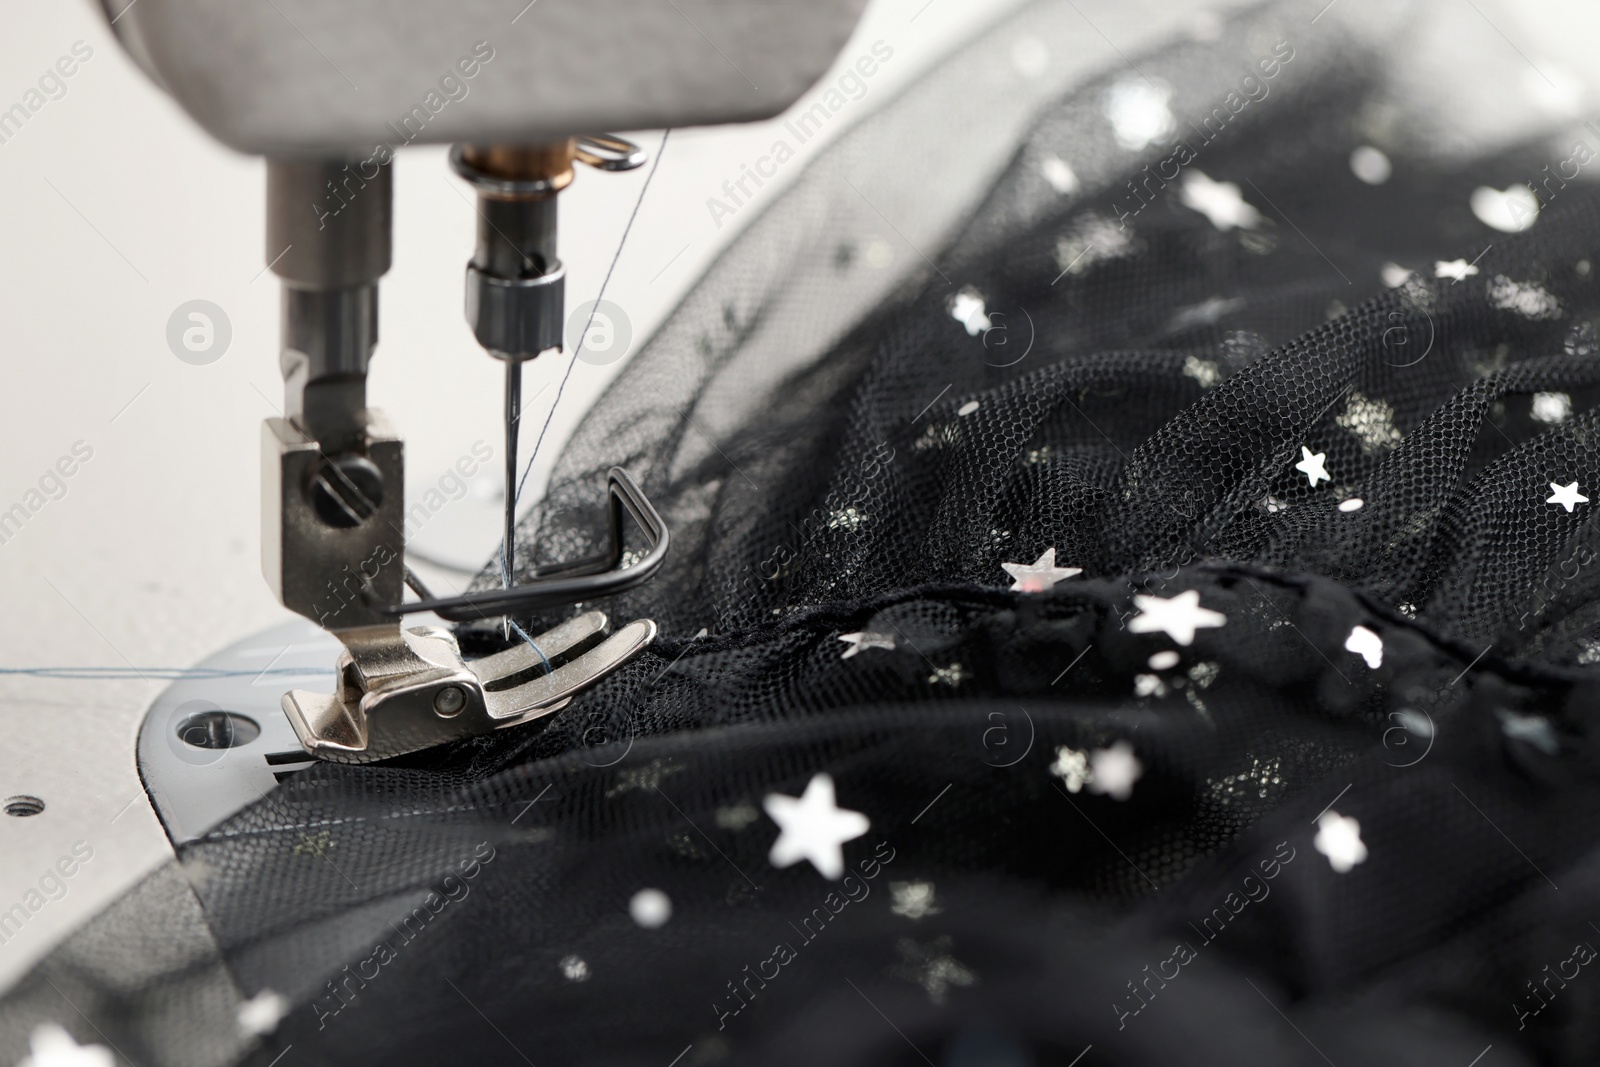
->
[[280, 610, 656, 764]]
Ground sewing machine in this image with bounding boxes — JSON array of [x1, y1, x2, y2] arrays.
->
[[106, 0, 868, 833]]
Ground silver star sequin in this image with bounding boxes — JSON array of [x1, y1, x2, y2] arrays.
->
[[888, 936, 977, 1004], [1434, 258, 1478, 281], [237, 991, 288, 1037], [1497, 709, 1560, 754], [17, 1026, 114, 1067], [763, 773, 870, 880], [1548, 481, 1589, 512], [889, 881, 942, 921], [1314, 810, 1367, 873], [1088, 741, 1143, 801], [604, 759, 684, 797], [1050, 746, 1092, 792], [1294, 446, 1330, 487], [1128, 590, 1227, 646], [1001, 547, 1083, 592], [839, 630, 896, 659], [1180, 171, 1261, 230], [1344, 625, 1383, 668]]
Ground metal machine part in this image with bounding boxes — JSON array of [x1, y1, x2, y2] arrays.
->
[[454, 139, 576, 598], [135, 613, 659, 822], [99, 0, 872, 155], [267, 159, 391, 455], [135, 612, 652, 838], [450, 136, 649, 620], [258, 149, 667, 764], [263, 409, 663, 762], [452, 137, 645, 359], [454, 141, 571, 362], [136, 620, 336, 846], [281, 611, 655, 763], [99, 0, 867, 768], [261, 412, 405, 631], [388, 467, 670, 621]]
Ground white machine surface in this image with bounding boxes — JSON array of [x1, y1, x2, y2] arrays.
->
[[3, 0, 1592, 995]]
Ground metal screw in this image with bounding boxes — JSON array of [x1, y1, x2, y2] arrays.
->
[[310, 453, 385, 529], [432, 685, 467, 718]]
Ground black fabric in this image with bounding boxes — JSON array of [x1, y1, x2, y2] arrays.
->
[[10, 1, 1600, 1064]]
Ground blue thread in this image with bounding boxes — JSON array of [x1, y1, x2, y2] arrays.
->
[[0, 667, 324, 681], [506, 619, 554, 677]]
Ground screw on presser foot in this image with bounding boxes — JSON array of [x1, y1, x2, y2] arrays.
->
[[432, 685, 466, 718]]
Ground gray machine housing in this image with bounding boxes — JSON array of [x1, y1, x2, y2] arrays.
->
[[100, 0, 872, 155]]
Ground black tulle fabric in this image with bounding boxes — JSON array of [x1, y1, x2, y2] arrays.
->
[[11, 1, 1600, 1064]]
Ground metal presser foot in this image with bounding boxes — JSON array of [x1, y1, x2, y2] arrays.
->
[[277, 466, 669, 765], [280, 610, 657, 764], [266, 422, 670, 764]]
